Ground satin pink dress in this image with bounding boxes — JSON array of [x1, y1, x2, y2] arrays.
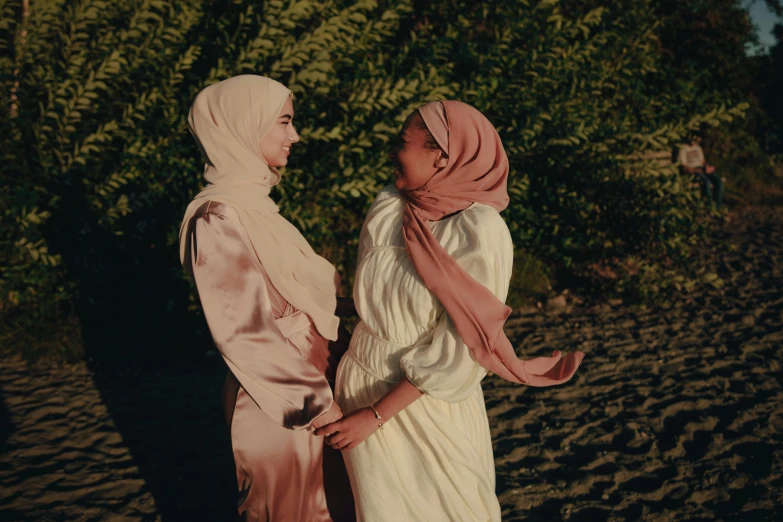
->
[[181, 201, 353, 522]]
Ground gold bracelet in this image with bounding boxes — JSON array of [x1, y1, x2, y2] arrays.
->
[[369, 403, 384, 430]]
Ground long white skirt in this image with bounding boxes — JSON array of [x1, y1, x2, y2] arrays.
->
[[334, 323, 501, 522]]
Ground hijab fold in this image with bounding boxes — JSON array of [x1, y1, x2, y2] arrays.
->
[[403, 101, 583, 386], [180, 75, 339, 341]]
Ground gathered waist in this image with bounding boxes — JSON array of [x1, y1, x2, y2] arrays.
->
[[345, 322, 413, 383]]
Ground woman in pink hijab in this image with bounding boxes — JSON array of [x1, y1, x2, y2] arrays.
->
[[180, 75, 354, 521], [315, 101, 584, 521]]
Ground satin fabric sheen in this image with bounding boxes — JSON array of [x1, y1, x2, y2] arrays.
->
[[182, 201, 353, 521], [404, 100, 584, 386], [335, 186, 512, 521]]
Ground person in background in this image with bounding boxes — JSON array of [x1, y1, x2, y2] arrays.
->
[[678, 132, 724, 208]]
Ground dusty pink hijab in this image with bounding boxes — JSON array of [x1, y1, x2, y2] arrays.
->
[[403, 101, 584, 386]]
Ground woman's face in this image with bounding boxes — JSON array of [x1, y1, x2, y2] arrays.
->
[[391, 112, 447, 191], [260, 96, 300, 167]]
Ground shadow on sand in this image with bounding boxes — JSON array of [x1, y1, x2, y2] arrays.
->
[[85, 352, 238, 521]]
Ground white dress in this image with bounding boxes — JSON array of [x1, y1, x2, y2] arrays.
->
[[335, 185, 514, 522]]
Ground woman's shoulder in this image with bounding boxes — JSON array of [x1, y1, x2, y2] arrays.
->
[[364, 184, 405, 226], [360, 185, 405, 248], [191, 200, 240, 222], [445, 203, 513, 253], [378, 184, 401, 198], [455, 202, 509, 234], [369, 184, 404, 211]]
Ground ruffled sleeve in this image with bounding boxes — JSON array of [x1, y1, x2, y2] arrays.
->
[[399, 205, 514, 403], [182, 202, 332, 429]]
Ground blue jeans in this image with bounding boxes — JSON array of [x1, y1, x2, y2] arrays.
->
[[696, 171, 724, 208]]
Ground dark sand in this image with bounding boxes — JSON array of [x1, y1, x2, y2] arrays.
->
[[2, 206, 782, 521]]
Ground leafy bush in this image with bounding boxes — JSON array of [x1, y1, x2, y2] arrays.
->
[[706, 123, 783, 206], [505, 251, 552, 309], [0, 0, 748, 362]]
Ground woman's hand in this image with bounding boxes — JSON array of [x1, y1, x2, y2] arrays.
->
[[311, 401, 343, 431], [314, 407, 381, 451]]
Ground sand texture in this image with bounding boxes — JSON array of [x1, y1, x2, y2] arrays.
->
[[488, 207, 783, 521], [1, 206, 782, 521]]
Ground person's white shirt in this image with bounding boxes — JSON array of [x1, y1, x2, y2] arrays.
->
[[678, 143, 706, 169]]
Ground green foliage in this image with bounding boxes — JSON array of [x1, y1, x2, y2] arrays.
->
[[402, 0, 747, 299], [654, 0, 759, 101], [0, 0, 750, 361], [650, 0, 782, 207], [705, 122, 783, 206], [505, 251, 552, 309], [1, 0, 209, 358]]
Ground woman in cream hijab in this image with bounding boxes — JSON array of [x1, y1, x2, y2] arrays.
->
[[180, 75, 353, 521]]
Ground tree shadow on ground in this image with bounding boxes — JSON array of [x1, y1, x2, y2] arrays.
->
[[86, 352, 239, 521]]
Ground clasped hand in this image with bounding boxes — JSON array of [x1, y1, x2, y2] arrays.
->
[[313, 407, 380, 451]]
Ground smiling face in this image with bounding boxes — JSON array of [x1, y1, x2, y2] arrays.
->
[[391, 111, 448, 191], [259, 96, 300, 167]]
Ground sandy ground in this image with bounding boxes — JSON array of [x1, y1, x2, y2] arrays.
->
[[1, 206, 782, 521]]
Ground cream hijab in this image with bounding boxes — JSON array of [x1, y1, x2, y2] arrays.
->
[[179, 75, 340, 341]]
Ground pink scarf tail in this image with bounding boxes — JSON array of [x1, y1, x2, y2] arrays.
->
[[403, 202, 584, 387]]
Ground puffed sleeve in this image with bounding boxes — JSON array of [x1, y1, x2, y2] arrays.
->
[[399, 206, 514, 403], [182, 203, 332, 429]]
